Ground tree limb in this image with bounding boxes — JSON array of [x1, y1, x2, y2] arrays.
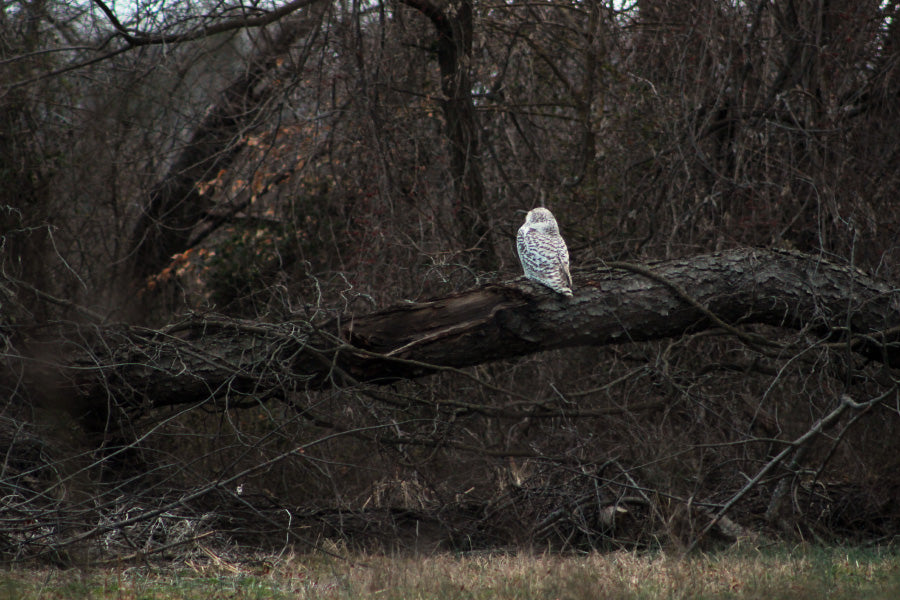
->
[[21, 247, 894, 415], [91, 0, 325, 48]]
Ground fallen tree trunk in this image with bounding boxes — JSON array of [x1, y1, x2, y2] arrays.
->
[[37, 248, 900, 412]]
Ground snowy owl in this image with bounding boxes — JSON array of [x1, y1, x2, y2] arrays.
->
[[516, 207, 573, 297]]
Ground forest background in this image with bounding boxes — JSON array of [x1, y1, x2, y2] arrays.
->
[[3, 0, 900, 563]]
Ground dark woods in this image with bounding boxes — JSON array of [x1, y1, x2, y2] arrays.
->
[[2, 0, 900, 562]]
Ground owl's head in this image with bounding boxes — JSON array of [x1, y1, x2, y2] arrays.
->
[[525, 207, 559, 230]]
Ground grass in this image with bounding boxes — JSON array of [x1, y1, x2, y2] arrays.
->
[[2, 544, 900, 599]]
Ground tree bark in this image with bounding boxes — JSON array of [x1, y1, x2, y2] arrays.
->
[[400, 0, 493, 267], [53, 248, 900, 413]]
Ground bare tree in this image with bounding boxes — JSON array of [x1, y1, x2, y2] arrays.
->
[[128, 7, 327, 285]]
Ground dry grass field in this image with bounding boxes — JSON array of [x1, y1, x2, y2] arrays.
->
[[3, 545, 899, 599]]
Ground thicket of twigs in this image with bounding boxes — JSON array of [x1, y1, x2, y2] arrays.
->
[[2, 0, 900, 563]]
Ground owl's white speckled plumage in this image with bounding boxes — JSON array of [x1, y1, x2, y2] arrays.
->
[[516, 207, 573, 297]]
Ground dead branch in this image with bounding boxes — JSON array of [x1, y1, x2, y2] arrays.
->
[[10, 247, 897, 419], [686, 390, 893, 553]]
